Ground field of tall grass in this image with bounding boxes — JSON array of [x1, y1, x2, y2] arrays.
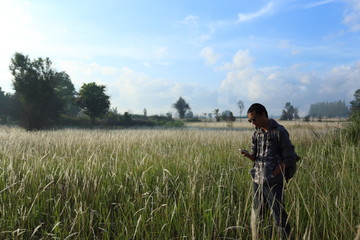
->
[[0, 121, 359, 239]]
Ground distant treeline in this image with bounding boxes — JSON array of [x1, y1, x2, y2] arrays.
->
[[308, 100, 349, 118]]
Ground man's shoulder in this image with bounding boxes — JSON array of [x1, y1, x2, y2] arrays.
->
[[269, 119, 289, 137], [269, 119, 284, 130]]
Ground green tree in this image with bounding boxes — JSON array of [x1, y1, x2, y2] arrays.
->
[[76, 82, 110, 126], [0, 87, 7, 123], [237, 100, 244, 120], [214, 109, 221, 122], [143, 108, 147, 118], [1, 92, 22, 122], [280, 102, 299, 120], [309, 100, 349, 118], [54, 72, 79, 117], [9, 52, 64, 130], [185, 110, 194, 119], [166, 112, 172, 119], [173, 97, 190, 119], [122, 111, 132, 125], [221, 110, 236, 122], [350, 89, 360, 114]]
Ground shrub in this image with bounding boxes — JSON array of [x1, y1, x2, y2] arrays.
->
[[343, 112, 360, 143]]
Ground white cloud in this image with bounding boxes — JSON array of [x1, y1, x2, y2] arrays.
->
[[182, 15, 199, 27], [57, 60, 216, 115], [343, 0, 360, 32], [200, 47, 220, 66], [181, 15, 215, 44], [299, 75, 311, 84], [58, 61, 173, 113], [303, 0, 335, 9], [108, 68, 218, 115], [57, 61, 101, 87], [322, 61, 360, 98], [218, 50, 265, 105], [218, 50, 360, 115], [220, 50, 254, 71], [237, 2, 275, 23]]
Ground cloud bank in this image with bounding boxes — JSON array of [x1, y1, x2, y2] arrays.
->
[[218, 50, 359, 115]]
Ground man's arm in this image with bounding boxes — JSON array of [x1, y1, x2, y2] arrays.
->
[[241, 150, 255, 161], [273, 127, 294, 177]]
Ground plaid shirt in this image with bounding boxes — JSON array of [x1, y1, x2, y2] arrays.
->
[[250, 119, 296, 184]]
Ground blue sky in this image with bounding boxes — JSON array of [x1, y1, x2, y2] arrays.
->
[[1, 0, 359, 117]]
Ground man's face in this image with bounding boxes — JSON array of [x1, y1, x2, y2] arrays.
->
[[247, 111, 267, 128]]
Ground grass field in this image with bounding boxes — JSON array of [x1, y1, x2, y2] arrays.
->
[[0, 121, 359, 239]]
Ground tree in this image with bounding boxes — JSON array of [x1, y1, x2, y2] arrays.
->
[[0, 92, 22, 122], [0, 87, 8, 123], [9, 52, 64, 130], [214, 109, 221, 122], [221, 110, 236, 122], [166, 112, 172, 119], [76, 82, 110, 126], [237, 100, 244, 120], [280, 102, 299, 120], [122, 112, 132, 125], [350, 89, 360, 114], [185, 110, 194, 119], [54, 71, 79, 117], [173, 97, 190, 119], [106, 107, 121, 126], [309, 100, 349, 118]]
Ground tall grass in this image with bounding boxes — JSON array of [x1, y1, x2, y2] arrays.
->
[[0, 123, 358, 239]]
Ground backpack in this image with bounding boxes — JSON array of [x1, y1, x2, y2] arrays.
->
[[270, 126, 301, 182], [284, 152, 301, 181]]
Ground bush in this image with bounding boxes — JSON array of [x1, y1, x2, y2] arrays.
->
[[343, 112, 360, 143], [57, 115, 91, 128]]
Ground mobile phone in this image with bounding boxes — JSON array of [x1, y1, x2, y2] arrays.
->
[[239, 149, 249, 154]]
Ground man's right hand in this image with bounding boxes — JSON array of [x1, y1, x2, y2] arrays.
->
[[239, 149, 254, 161]]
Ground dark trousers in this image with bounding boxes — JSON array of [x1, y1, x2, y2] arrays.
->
[[252, 180, 291, 240]]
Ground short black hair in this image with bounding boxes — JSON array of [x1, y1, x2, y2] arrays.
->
[[247, 103, 268, 118]]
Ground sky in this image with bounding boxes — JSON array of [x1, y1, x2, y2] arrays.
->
[[0, 0, 360, 117]]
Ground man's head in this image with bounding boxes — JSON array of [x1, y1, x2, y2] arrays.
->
[[247, 103, 269, 129]]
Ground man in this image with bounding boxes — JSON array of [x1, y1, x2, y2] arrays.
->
[[241, 103, 297, 240]]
